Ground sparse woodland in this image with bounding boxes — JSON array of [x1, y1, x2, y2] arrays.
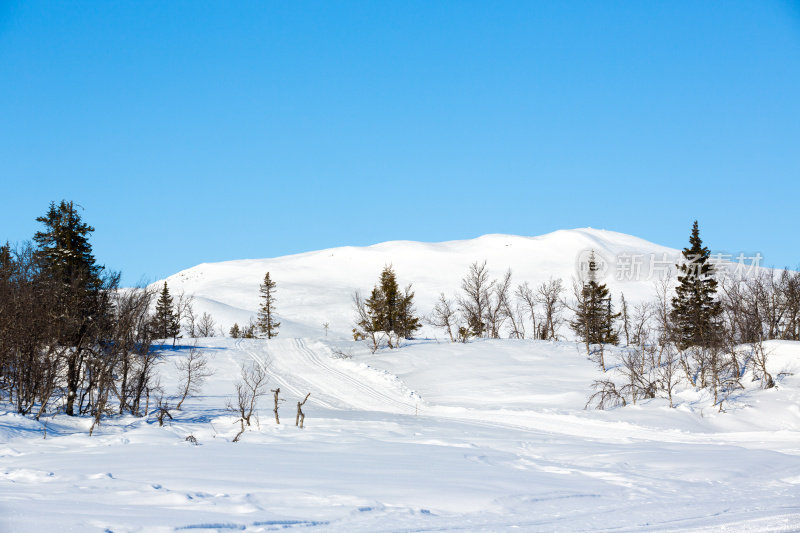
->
[[2, 202, 800, 437], [583, 223, 799, 412], [0, 202, 224, 431], [418, 222, 800, 412]]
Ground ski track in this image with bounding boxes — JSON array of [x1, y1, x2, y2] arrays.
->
[[234, 338, 800, 453], [236, 338, 800, 454], [239, 338, 418, 414]]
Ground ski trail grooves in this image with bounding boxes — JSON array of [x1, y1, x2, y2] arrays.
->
[[251, 338, 419, 414], [239, 340, 339, 410], [234, 339, 800, 449], [293, 339, 418, 414]]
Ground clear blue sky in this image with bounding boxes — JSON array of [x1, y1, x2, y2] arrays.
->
[[1, 1, 799, 284]]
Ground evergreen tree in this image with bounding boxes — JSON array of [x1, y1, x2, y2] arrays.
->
[[601, 298, 620, 345], [570, 251, 619, 346], [364, 285, 386, 334], [32, 200, 109, 415], [363, 265, 421, 347], [33, 200, 102, 290], [229, 322, 242, 338], [0, 241, 12, 282], [378, 266, 400, 333], [671, 221, 723, 349], [396, 285, 422, 339], [257, 272, 280, 339], [153, 282, 181, 343]]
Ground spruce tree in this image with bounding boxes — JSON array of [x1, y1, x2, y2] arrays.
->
[[570, 251, 619, 346], [33, 200, 108, 415], [0, 242, 11, 282], [379, 266, 400, 334], [153, 282, 181, 343], [396, 285, 422, 339], [33, 200, 102, 290], [257, 272, 280, 339], [363, 265, 421, 347], [364, 285, 386, 335], [229, 323, 242, 338], [670, 221, 723, 349]]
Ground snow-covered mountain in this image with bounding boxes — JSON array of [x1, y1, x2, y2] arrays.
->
[[3, 228, 799, 531], [157, 228, 679, 337]]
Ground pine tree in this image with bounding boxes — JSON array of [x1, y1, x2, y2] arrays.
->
[[153, 282, 181, 343], [257, 272, 280, 339], [229, 323, 242, 338], [570, 251, 619, 346], [671, 221, 723, 349]]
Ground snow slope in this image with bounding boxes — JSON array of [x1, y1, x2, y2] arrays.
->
[[159, 228, 680, 338], [1, 337, 799, 532]]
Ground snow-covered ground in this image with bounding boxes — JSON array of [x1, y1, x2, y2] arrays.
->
[[1, 230, 799, 531], [1, 337, 799, 532]]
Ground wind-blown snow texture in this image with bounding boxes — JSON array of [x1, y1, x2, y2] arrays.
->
[[1, 229, 798, 532]]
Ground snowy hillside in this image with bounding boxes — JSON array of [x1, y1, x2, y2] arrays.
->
[[2, 337, 799, 531], [159, 228, 680, 338], [2, 229, 799, 532]]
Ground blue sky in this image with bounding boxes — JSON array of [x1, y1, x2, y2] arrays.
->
[[1, 1, 799, 284]]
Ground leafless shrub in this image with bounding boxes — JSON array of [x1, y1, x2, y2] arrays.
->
[[750, 337, 775, 389], [458, 260, 493, 338], [196, 312, 217, 337], [618, 346, 658, 405], [536, 278, 565, 340], [658, 343, 681, 408], [175, 345, 214, 410], [516, 282, 540, 339], [331, 348, 353, 359], [630, 301, 654, 347], [175, 291, 196, 337], [228, 360, 270, 442], [585, 379, 627, 410], [427, 293, 459, 342], [352, 291, 382, 353], [154, 391, 173, 427], [485, 269, 513, 338]]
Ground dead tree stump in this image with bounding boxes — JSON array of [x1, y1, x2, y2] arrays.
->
[[296, 393, 310, 428], [271, 388, 281, 424]]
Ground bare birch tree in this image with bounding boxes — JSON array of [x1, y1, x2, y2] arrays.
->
[[175, 346, 214, 410], [229, 360, 270, 442], [536, 278, 565, 340], [427, 293, 459, 342], [458, 261, 493, 338]]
